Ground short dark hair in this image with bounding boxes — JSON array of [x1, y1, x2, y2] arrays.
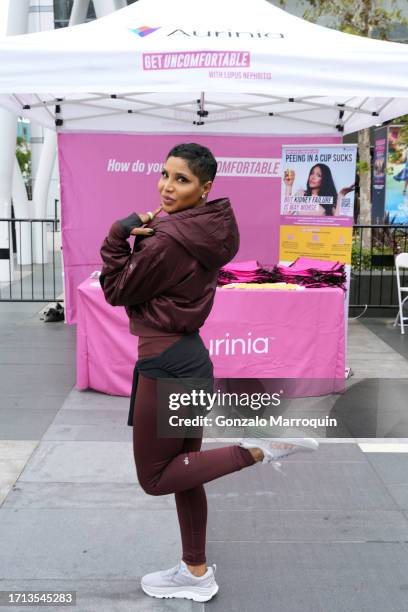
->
[[166, 143, 217, 184]]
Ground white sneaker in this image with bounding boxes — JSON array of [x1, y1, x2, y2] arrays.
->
[[240, 437, 319, 464], [141, 560, 218, 602]]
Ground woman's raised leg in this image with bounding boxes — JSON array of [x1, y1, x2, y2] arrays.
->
[[132, 374, 255, 496]]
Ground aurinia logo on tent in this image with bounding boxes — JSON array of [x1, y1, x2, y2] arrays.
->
[[129, 27, 284, 40], [167, 29, 284, 39], [130, 26, 161, 37], [208, 332, 272, 356]]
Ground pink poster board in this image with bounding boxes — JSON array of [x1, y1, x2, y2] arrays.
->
[[58, 133, 339, 323]]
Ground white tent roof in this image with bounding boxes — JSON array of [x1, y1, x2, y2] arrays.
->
[[0, 0, 407, 134]]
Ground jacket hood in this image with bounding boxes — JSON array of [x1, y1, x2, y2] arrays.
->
[[152, 198, 240, 270]]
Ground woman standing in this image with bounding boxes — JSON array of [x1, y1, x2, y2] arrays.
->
[[100, 143, 317, 603]]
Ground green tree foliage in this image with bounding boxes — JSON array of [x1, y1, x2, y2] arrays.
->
[[398, 123, 408, 144], [278, 0, 407, 39], [16, 136, 31, 180]]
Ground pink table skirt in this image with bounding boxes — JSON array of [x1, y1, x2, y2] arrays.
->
[[77, 278, 346, 396]]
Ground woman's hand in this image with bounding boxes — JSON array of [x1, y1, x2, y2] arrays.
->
[[338, 183, 355, 198], [130, 205, 163, 236]]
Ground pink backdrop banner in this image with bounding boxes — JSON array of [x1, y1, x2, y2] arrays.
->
[[58, 133, 339, 323], [77, 279, 345, 396]]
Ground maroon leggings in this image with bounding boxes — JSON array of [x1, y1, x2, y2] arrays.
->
[[132, 369, 255, 566]]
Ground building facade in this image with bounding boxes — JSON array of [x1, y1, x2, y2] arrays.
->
[[53, 0, 138, 28]]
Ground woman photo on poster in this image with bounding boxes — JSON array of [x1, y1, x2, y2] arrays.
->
[[393, 152, 408, 196], [284, 163, 355, 216]]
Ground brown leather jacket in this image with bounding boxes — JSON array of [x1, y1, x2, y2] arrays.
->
[[99, 197, 239, 335]]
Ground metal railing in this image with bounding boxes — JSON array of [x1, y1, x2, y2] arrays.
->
[[1, 218, 406, 311], [0, 217, 62, 302], [351, 224, 408, 311]]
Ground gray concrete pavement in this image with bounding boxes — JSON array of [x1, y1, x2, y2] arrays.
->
[[1, 303, 408, 611]]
